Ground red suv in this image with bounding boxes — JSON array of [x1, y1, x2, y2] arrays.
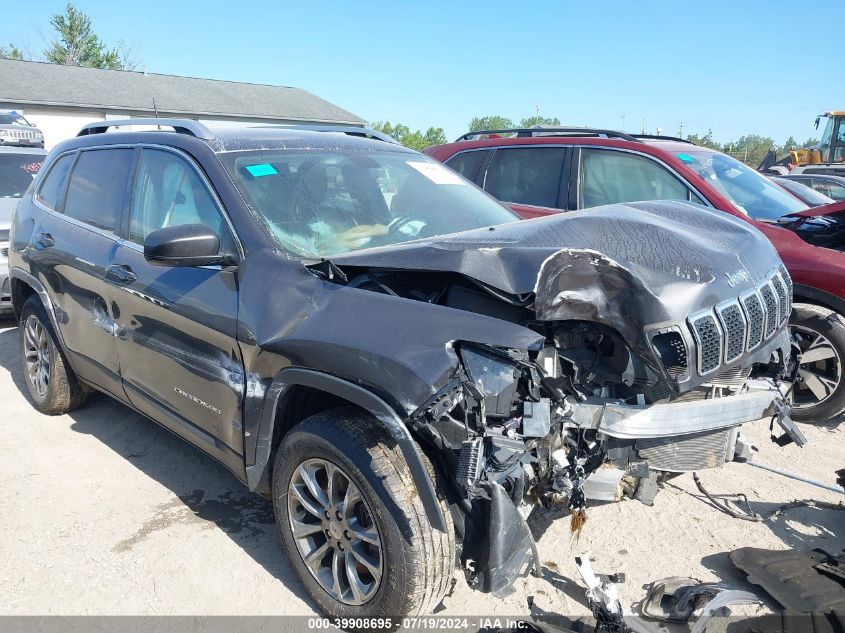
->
[[426, 128, 845, 421]]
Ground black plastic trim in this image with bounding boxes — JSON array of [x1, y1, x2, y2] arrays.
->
[[246, 367, 447, 532]]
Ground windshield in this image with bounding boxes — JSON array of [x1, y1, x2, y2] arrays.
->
[[0, 152, 44, 198], [675, 149, 807, 220], [223, 149, 518, 258], [0, 113, 31, 126]]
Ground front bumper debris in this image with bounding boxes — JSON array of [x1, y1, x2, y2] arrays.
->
[[570, 380, 789, 439]]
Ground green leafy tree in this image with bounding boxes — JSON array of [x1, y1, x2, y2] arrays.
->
[[519, 115, 561, 128], [468, 115, 514, 132], [782, 136, 799, 149], [0, 44, 26, 60], [726, 134, 775, 166], [45, 3, 135, 70], [803, 137, 820, 147], [422, 127, 447, 147], [685, 130, 722, 151], [370, 122, 447, 151]]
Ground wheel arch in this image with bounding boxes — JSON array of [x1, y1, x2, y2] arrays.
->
[[793, 284, 845, 316], [10, 269, 63, 339], [246, 367, 447, 532]]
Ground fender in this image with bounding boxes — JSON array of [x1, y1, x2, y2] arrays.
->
[[793, 283, 845, 315], [246, 367, 448, 532], [10, 267, 65, 345]]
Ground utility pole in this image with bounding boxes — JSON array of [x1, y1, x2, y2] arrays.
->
[[641, 117, 646, 134], [678, 122, 684, 138]]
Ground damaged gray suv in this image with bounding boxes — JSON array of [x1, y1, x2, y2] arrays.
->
[[9, 119, 803, 620]]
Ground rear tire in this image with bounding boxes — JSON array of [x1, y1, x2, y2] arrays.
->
[[18, 295, 87, 415], [272, 407, 454, 623], [789, 303, 845, 422]]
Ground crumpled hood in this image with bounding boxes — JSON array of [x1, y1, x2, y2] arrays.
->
[[331, 200, 789, 385], [331, 200, 782, 301]]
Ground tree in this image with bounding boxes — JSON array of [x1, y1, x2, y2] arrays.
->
[[685, 130, 722, 151], [468, 115, 514, 132], [0, 44, 26, 60], [803, 137, 820, 148], [725, 134, 775, 166], [518, 115, 561, 128], [782, 136, 799, 150], [44, 3, 135, 70], [370, 122, 447, 151]]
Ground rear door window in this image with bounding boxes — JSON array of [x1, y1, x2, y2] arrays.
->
[[579, 148, 692, 208], [36, 153, 75, 209], [444, 150, 488, 183], [63, 149, 135, 232], [483, 147, 566, 208]]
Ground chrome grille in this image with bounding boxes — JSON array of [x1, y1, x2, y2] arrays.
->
[[6, 129, 37, 139], [686, 267, 786, 376], [689, 312, 722, 375]]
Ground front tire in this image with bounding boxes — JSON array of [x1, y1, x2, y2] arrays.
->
[[18, 295, 87, 415], [789, 303, 845, 422], [272, 407, 454, 621]]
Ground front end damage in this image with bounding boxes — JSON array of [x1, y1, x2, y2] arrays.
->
[[312, 201, 804, 596]]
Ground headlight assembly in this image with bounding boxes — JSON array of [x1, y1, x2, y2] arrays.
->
[[459, 346, 521, 419]]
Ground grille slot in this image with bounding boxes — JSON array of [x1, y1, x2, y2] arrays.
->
[[740, 291, 764, 351], [635, 428, 736, 472], [759, 283, 778, 338], [772, 272, 790, 324], [689, 312, 722, 375], [780, 265, 793, 295], [715, 301, 746, 364]]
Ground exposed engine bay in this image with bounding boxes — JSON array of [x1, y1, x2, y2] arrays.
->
[[308, 201, 806, 595]]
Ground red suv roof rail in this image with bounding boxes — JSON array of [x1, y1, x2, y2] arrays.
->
[[632, 134, 694, 144], [454, 127, 640, 142]]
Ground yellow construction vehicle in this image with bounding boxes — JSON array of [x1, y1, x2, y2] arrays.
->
[[760, 111, 845, 174]]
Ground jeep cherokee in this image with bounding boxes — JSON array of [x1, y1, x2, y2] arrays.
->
[[10, 119, 801, 620]]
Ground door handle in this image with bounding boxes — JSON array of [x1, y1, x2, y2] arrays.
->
[[34, 232, 54, 249], [106, 264, 138, 284]]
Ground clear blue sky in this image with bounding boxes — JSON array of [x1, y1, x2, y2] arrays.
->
[[4, 0, 844, 143]]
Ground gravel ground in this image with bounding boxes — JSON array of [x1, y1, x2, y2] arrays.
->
[[1, 318, 842, 623]]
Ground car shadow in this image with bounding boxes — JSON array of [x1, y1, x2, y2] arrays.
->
[[0, 323, 318, 613]]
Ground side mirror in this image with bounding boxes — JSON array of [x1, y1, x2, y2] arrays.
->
[[144, 224, 229, 267]]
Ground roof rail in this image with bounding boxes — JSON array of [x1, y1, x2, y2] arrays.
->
[[633, 134, 693, 144], [77, 118, 215, 140], [454, 127, 639, 142], [255, 124, 399, 144]]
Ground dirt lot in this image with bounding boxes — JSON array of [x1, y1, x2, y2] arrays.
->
[[1, 318, 843, 621]]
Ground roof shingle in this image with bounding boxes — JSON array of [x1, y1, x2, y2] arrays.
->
[[0, 58, 364, 125]]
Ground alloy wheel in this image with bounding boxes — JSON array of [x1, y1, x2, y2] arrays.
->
[[23, 315, 50, 397], [287, 458, 383, 605], [791, 324, 842, 409]]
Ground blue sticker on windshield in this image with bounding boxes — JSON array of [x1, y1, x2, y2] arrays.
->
[[245, 163, 278, 177], [676, 153, 695, 163]]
